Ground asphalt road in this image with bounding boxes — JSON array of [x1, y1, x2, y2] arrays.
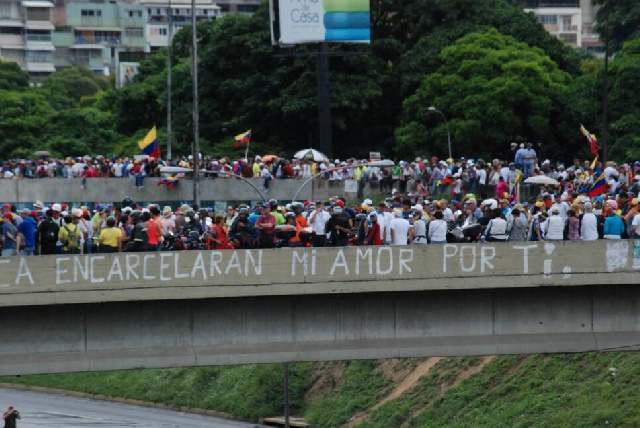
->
[[0, 386, 267, 428]]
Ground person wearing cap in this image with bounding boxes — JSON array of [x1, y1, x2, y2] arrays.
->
[[411, 207, 428, 245], [542, 207, 564, 240], [603, 205, 625, 239], [161, 206, 176, 234], [389, 209, 411, 245], [323, 206, 349, 246], [1, 213, 19, 257], [17, 208, 37, 256], [358, 211, 378, 245], [506, 208, 528, 241]]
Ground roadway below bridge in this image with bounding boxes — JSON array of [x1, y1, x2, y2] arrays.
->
[[0, 241, 639, 375]]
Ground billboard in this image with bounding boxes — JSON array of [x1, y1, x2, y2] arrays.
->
[[277, 0, 370, 44], [118, 62, 140, 88]]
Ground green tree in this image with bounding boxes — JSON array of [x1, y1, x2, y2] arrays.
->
[[594, 0, 640, 53], [606, 40, 640, 160], [0, 60, 29, 91], [396, 28, 572, 159], [41, 67, 108, 109], [0, 90, 54, 157]]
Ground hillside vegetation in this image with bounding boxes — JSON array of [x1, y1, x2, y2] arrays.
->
[[2, 352, 640, 426]]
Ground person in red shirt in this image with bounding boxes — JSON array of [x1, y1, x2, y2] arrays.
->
[[255, 204, 277, 248], [364, 212, 382, 245]]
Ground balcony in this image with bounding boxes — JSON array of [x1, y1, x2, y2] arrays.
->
[[25, 33, 52, 42]]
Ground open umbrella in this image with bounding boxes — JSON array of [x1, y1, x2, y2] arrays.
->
[[524, 176, 559, 186], [294, 148, 327, 162], [261, 154, 279, 163]]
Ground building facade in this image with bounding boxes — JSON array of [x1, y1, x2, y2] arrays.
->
[[0, 0, 56, 83], [523, 0, 604, 56]]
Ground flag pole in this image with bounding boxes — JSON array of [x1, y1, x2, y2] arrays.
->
[[245, 140, 250, 160]]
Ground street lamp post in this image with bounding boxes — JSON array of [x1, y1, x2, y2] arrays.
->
[[428, 106, 452, 160]]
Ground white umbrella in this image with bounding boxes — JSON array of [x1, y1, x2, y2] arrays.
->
[[294, 148, 327, 162], [524, 175, 559, 186]]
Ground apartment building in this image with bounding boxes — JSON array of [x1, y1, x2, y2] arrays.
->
[[0, 0, 56, 83], [522, 0, 604, 56], [141, 0, 221, 50]]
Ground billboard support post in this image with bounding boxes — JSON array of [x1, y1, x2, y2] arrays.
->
[[317, 43, 333, 159]]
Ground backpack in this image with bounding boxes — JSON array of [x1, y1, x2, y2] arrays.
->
[[64, 225, 80, 250], [43, 219, 59, 243]]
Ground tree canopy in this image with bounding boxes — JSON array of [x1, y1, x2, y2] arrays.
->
[[0, 1, 638, 163], [396, 29, 571, 159]]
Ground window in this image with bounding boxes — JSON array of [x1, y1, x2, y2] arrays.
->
[[26, 50, 53, 62], [81, 9, 102, 17], [150, 27, 167, 36], [128, 10, 142, 18], [125, 27, 143, 37], [538, 15, 557, 25]]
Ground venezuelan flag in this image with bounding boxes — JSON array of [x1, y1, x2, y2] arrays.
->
[[588, 173, 607, 198], [234, 130, 251, 148], [580, 124, 599, 156], [138, 126, 161, 159]]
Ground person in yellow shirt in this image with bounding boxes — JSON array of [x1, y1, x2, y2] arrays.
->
[[59, 214, 83, 254], [98, 216, 123, 253]]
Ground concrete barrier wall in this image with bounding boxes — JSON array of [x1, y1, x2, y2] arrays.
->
[[1, 177, 525, 205], [1, 241, 638, 308], [0, 177, 387, 204], [2, 285, 640, 375]]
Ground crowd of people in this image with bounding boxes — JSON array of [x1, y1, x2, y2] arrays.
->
[[0, 180, 638, 257], [2, 141, 640, 255]]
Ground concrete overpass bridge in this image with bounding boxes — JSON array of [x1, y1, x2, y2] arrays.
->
[[1, 241, 639, 375]]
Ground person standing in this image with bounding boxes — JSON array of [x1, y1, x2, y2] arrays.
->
[[98, 216, 122, 253], [1, 214, 19, 257], [390, 209, 412, 245], [255, 204, 277, 248], [309, 201, 330, 247], [3, 406, 20, 428], [17, 209, 37, 256], [522, 142, 537, 179]]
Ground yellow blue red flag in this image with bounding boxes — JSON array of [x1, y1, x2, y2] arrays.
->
[[138, 126, 160, 159], [234, 130, 251, 148]]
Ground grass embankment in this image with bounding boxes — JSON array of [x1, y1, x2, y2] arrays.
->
[[3, 352, 640, 426]]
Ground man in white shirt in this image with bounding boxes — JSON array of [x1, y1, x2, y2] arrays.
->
[[309, 201, 330, 247], [389, 210, 411, 245], [543, 208, 565, 240], [580, 202, 599, 241], [550, 193, 569, 222], [439, 199, 454, 223], [375, 203, 388, 242]]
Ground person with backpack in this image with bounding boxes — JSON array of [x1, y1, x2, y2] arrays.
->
[[36, 209, 60, 255], [58, 213, 83, 254]]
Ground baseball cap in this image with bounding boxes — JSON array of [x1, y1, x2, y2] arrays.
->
[[52, 203, 61, 212], [4, 213, 12, 220], [21, 208, 30, 215]]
